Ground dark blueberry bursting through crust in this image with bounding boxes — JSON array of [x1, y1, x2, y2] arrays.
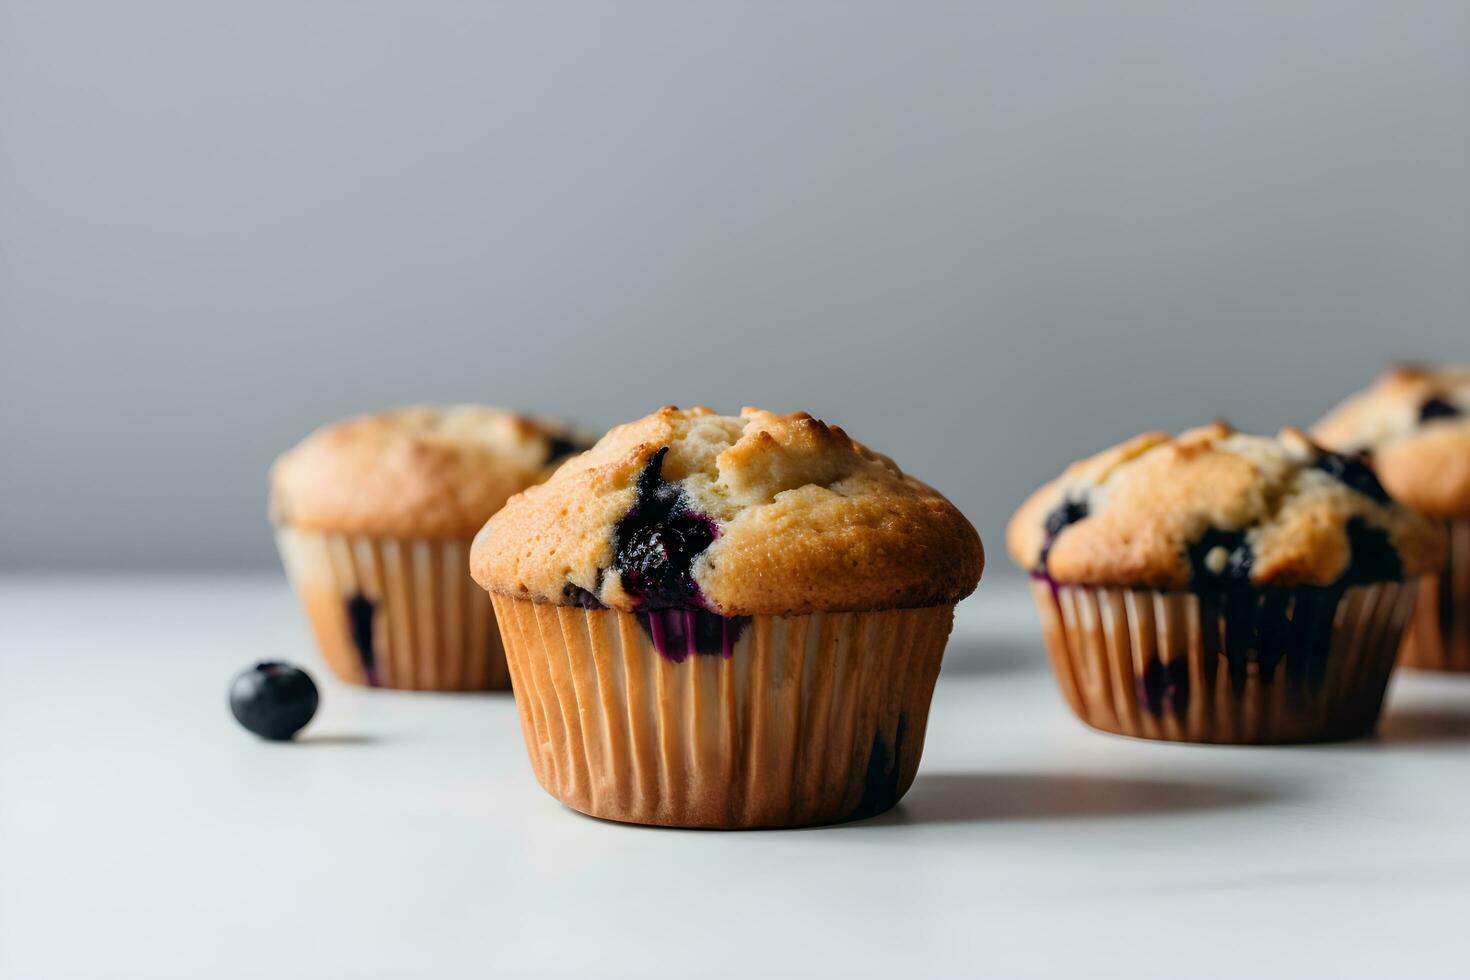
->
[[346, 594, 378, 686], [1419, 397, 1461, 423], [1037, 497, 1088, 570], [1187, 529, 1254, 591], [609, 447, 755, 664], [1175, 515, 1404, 707], [1044, 498, 1089, 538], [1340, 517, 1403, 584], [1312, 451, 1391, 505], [229, 662, 319, 741], [614, 447, 719, 610]]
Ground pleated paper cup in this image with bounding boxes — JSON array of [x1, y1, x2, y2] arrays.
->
[[1400, 519, 1470, 671], [275, 527, 509, 691], [1029, 579, 1418, 744], [489, 596, 956, 829]]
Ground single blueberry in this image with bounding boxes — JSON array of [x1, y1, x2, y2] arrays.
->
[[1419, 397, 1462, 423], [1312, 452, 1391, 505], [613, 447, 719, 609], [1043, 497, 1089, 538], [619, 516, 716, 604], [1188, 529, 1254, 590], [1036, 496, 1088, 570], [229, 662, 319, 741]]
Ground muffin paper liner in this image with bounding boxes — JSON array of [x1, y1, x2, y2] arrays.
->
[[1029, 579, 1417, 744], [489, 596, 955, 828], [1401, 519, 1470, 671], [275, 528, 509, 691]]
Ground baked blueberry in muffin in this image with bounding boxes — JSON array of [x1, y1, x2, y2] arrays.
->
[[470, 405, 983, 828], [1315, 365, 1470, 670], [1008, 422, 1444, 744]]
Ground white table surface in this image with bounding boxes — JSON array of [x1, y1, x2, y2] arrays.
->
[[3, 574, 1469, 980]]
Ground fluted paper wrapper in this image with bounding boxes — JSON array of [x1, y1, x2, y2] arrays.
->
[[490, 596, 955, 828], [1401, 519, 1470, 671], [275, 527, 509, 691], [1030, 580, 1417, 744]]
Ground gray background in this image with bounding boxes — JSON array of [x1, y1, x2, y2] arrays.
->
[[1, 0, 1465, 575]]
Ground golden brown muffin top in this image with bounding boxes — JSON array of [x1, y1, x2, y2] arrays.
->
[[469, 406, 984, 616], [270, 405, 589, 539], [1007, 422, 1444, 589], [1312, 365, 1470, 519]]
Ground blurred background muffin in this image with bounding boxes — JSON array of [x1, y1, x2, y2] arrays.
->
[[1315, 366, 1470, 670], [471, 406, 983, 828], [1008, 422, 1444, 744], [270, 405, 588, 691]]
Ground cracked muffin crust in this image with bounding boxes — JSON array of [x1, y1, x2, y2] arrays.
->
[[270, 405, 590, 539], [1007, 422, 1445, 590], [1312, 365, 1470, 519], [469, 405, 984, 616]]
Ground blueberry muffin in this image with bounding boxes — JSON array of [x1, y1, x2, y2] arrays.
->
[[270, 406, 588, 691], [470, 406, 984, 828], [1315, 365, 1470, 670], [1008, 422, 1444, 744]]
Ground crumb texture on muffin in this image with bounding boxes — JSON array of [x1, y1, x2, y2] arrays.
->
[[1007, 422, 1445, 589], [470, 406, 984, 616], [270, 406, 590, 539], [1312, 365, 1470, 518]]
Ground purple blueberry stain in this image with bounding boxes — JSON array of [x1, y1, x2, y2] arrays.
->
[[850, 715, 908, 821], [609, 446, 746, 662], [1197, 586, 1342, 694], [638, 609, 750, 664], [1249, 589, 1292, 683], [1138, 658, 1190, 717], [345, 593, 378, 686], [614, 447, 718, 611]]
